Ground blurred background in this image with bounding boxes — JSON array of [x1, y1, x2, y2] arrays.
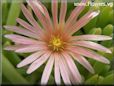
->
[[1, 0, 114, 85]]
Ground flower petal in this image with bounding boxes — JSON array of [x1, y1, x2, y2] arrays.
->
[[69, 46, 110, 64], [41, 54, 54, 84], [52, 0, 58, 28], [4, 26, 39, 39], [21, 4, 43, 31], [68, 10, 100, 35], [62, 51, 82, 83], [4, 34, 39, 44], [65, 0, 87, 31], [27, 0, 52, 32], [59, 0, 67, 24], [70, 52, 95, 74], [72, 41, 111, 53], [17, 51, 45, 68], [54, 53, 61, 84], [27, 51, 52, 74], [37, 1, 53, 30], [59, 56, 71, 84], [4, 44, 28, 51], [15, 44, 47, 53], [16, 18, 40, 34], [72, 35, 112, 41]]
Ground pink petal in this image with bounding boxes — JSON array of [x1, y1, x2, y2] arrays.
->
[[4, 34, 39, 44], [69, 46, 110, 64], [54, 53, 61, 84], [21, 4, 43, 32], [52, 0, 58, 28], [70, 52, 94, 74], [37, 1, 53, 30], [72, 35, 112, 41], [62, 51, 82, 83], [4, 26, 39, 39], [28, 0, 45, 14], [41, 54, 54, 84], [72, 41, 111, 53], [15, 44, 47, 53], [68, 10, 100, 35], [59, 0, 67, 24], [16, 18, 38, 33], [59, 56, 71, 84], [27, 0, 52, 32], [59, 55, 77, 84], [65, 0, 87, 31], [17, 51, 45, 68], [4, 44, 28, 51], [27, 51, 52, 74]]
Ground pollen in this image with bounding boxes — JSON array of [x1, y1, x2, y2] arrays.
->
[[49, 36, 64, 51]]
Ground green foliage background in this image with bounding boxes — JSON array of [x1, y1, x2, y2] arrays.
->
[[2, 0, 114, 85]]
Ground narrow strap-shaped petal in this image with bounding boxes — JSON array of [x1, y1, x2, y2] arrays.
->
[[41, 54, 54, 84], [60, 54, 77, 84], [72, 41, 111, 53], [70, 52, 94, 74], [52, 0, 58, 28], [37, 1, 53, 30], [15, 44, 47, 53], [72, 35, 112, 41], [69, 46, 110, 64], [27, 0, 52, 32], [4, 44, 28, 51], [21, 4, 43, 31], [59, 56, 71, 84], [62, 51, 82, 84], [16, 18, 44, 39], [6, 42, 46, 53], [59, 0, 67, 24], [67, 10, 100, 35], [65, 0, 88, 31], [4, 26, 39, 39], [17, 51, 45, 68], [16, 18, 40, 34], [27, 51, 52, 74], [4, 34, 39, 44], [54, 53, 61, 84]]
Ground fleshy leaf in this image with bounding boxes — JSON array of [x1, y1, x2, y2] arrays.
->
[[85, 74, 99, 84], [99, 74, 114, 84]]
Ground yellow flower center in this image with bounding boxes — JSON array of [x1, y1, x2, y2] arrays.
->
[[49, 36, 64, 51]]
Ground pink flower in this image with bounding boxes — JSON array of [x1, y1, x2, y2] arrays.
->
[[4, 0, 112, 85]]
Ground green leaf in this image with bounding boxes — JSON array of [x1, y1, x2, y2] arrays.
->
[[100, 65, 111, 76], [105, 70, 114, 76], [3, 51, 21, 66], [97, 76, 104, 84], [102, 24, 113, 36], [93, 61, 110, 75], [2, 0, 9, 25], [97, 6, 113, 27], [2, 55, 29, 84], [84, 17, 97, 33], [6, 0, 22, 25], [108, 10, 114, 24], [25, 65, 44, 84], [101, 40, 112, 48], [88, 27, 102, 35], [99, 74, 114, 84], [48, 75, 55, 85], [2, 75, 11, 84], [85, 74, 99, 84]]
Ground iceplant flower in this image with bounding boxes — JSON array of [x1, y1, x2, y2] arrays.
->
[[4, 0, 112, 85]]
